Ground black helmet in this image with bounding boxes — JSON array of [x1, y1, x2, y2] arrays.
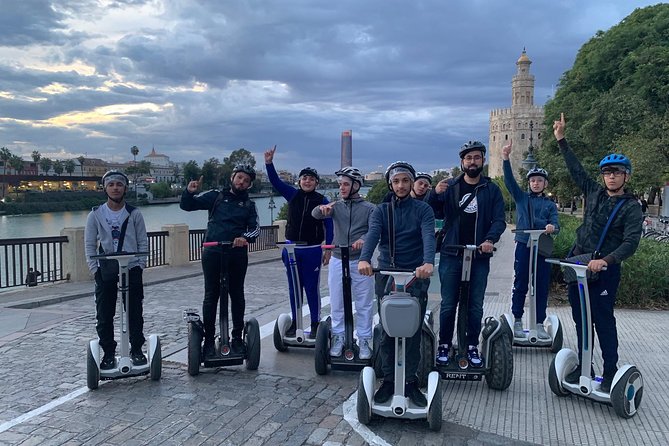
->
[[415, 172, 433, 183], [459, 141, 487, 158], [384, 161, 416, 190], [298, 167, 320, 182], [232, 164, 256, 182], [101, 170, 129, 188], [335, 166, 364, 187], [526, 167, 548, 180]]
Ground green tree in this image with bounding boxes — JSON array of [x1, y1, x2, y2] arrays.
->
[[182, 160, 200, 184], [77, 156, 85, 177], [539, 4, 669, 204], [450, 166, 462, 178], [9, 155, 24, 174], [39, 157, 52, 175], [147, 182, 172, 199], [223, 148, 258, 189], [53, 160, 64, 176], [201, 157, 222, 189], [31, 150, 41, 164], [0, 147, 12, 197], [366, 180, 389, 204], [64, 159, 76, 175]]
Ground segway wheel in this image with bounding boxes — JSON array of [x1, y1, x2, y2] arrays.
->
[[150, 336, 162, 381], [86, 343, 100, 390], [485, 334, 513, 390], [314, 318, 330, 375], [245, 318, 261, 371], [550, 323, 563, 354], [187, 323, 202, 376], [548, 356, 570, 397], [372, 323, 383, 379], [417, 325, 435, 388], [356, 372, 371, 425], [427, 377, 443, 432], [611, 367, 643, 419], [273, 318, 288, 353]]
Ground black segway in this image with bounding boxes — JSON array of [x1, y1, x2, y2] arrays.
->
[[502, 229, 563, 352], [436, 244, 513, 390], [546, 258, 643, 418], [87, 252, 161, 390], [357, 269, 442, 431], [314, 245, 373, 375], [273, 242, 317, 351], [183, 241, 260, 376]]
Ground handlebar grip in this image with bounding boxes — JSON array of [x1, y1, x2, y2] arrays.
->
[[372, 267, 415, 274], [202, 241, 233, 247]]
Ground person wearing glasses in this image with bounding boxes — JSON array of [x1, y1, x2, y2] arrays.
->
[[85, 171, 149, 370], [428, 141, 506, 368], [553, 113, 642, 393]]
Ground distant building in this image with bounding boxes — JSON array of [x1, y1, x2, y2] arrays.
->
[[144, 147, 170, 167], [488, 49, 545, 179], [341, 130, 352, 168], [364, 171, 383, 182], [77, 158, 107, 177]]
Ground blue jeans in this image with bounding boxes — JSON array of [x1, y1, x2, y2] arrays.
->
[[438, 254, 490, 347], [568, 263, 621, 379], [511, 242, 551, 322], [282, 246, 322, 324]]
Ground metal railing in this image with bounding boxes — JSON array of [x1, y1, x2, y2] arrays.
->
[[147, 230, 168, 267], [188, 225, 278, 261], [0, 236, 67, 288]]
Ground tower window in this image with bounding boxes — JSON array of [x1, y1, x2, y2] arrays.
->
[[521, 134, 525, 140], [505, 134, 508, 140]]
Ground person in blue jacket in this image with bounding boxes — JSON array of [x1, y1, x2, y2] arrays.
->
[[264, 145, 333, 338], [502, 139, 559, 340], [359, 161, 435, 407], [428, 141, 506, 368]]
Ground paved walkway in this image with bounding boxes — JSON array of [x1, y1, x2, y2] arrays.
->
[[0, 232, 667, 445]]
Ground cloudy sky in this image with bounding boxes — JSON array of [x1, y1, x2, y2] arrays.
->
[[0, 0, 661, 175]]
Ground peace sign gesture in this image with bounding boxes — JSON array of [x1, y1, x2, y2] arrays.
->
[[187, 175, 203, 193]]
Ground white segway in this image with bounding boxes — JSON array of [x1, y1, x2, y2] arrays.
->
[[357, 269, 442, 431], [546, 258, 643, 418], [87, 252, 161, 390], [273, 242, 317, 351], [501, 229, 562, 352]]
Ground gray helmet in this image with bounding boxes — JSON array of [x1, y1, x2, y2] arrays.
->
[[298, 167, 320, 182], [459, 141, 486, 158], [415, 172, 433, 183], [526, 167, 548, 180], [232, 164, 256, 182], [335, 166, 364, 187]]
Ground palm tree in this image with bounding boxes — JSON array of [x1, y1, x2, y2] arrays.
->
[[31, 150, 41, 164], [39, 157, 52, 176], [64, 159, 76, 176], [53, 160, 64, 176], [130, 146, 140, 200], [1, 147, 12, 197], [77, 155, 85, 177]]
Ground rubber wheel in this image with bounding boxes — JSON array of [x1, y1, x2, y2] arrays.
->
[[485, 334, 513, 390], [187, 323, 202, 376], [150, 337, 162, 381], [548, 356, 570, 397], [428, 377, 443, 432], [611, 367, 643, 418], [356, 372, 371, 425], [550, 323, 563, 354], [86, 343, 100, 390], [273, 319, 288, 352], [417, 326, 434, 388], [372, 323, 384, 379], [245, 318, 261, 371], [314, 318, 330, 375]]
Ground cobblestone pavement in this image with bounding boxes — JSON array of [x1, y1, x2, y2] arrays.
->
[[0, 234, 667, 445]]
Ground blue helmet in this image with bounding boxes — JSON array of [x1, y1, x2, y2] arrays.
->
[[599, 154, 632, 173]]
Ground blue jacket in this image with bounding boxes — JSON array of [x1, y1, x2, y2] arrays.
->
[[503, 159, 559, 244], [360, 195, 435, 269], [428, 174, 506, 257]]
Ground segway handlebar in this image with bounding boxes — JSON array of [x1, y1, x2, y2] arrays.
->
[[372, 267, 415, 274], [545, 258, 607, 271], [511, 229, 548, 235], [90, 251, 149, 259], [202, 241, 233, 247], [275, 241, 308, 247], [442, 244, 497, 252]]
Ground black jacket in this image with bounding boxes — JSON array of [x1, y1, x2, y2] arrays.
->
[[286, 190, 326, 245]]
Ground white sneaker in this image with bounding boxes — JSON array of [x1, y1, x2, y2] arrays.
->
[[359, 338, 372, 360], [513, 319, 525, 338], [329, 335, 344, 357], [536, 324, 551, 340]]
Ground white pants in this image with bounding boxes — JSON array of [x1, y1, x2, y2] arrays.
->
[[328, 256, 375, 338]]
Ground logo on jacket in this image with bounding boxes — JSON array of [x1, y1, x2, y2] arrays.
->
[[460, 193, 478, 213]]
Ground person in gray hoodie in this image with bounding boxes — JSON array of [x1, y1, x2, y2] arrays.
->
[[312, 167, 376, 359], [85, 171, 149, 370]]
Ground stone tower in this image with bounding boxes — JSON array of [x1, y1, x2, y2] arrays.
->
[[488, 49, 545, 179]]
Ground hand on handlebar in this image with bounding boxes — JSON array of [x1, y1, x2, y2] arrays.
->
[[545, 224, 555, 234], [588, 258, 608, 273], [322, 249, 332, 266], [232, 237, 248, 248], [479, 240, 494, 254], [415, 263, 433, 279], [358, 260, 373, 276]]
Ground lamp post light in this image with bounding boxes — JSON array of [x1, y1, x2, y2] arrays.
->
[[268, 196, 276, 224], [522, 120, 538, 171]]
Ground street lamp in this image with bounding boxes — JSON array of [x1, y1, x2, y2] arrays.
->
[[268, 196, 276, 224], [522, 120, 538, 171]]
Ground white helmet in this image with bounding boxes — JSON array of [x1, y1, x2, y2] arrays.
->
[[335, 166, 364, 187]]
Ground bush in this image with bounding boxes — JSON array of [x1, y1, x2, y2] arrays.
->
[[549, 214, 669, 308]]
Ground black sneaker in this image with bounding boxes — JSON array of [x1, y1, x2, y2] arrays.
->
[[373, 380, 395, 404], [600, 369, 617, 393], [405, 380, 427, 407], [100, 352, 116, 370], [565, 364, 595, 384], [131, 348, 147, 366], [309, 322, 319, 339], [285, 320, 297, 337], [231, 337, 247, 355], [203, 341, 216, 359]]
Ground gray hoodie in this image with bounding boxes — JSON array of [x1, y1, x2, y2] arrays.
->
[[85, 203, 149, 273], [312, 196, 376, 260]]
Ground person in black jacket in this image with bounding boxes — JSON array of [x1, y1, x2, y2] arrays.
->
[[553, 113, 642, 393], [180, 165, 260, 358]]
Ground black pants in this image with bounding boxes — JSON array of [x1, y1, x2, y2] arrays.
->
[[376, 274, 429, 383], [95, 266, 145, 355], [201, 247, 248, 341]]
